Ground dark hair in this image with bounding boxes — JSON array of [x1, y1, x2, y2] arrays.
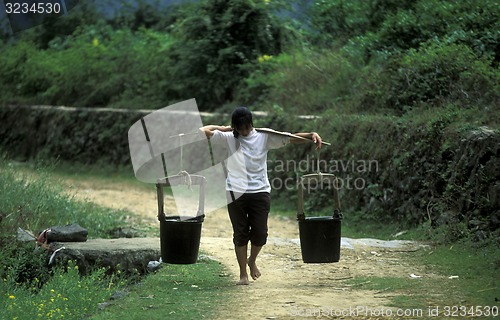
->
[[231, 106, 253, 138]]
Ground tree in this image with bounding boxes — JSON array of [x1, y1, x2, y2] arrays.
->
[[165, 0, 288, 110]]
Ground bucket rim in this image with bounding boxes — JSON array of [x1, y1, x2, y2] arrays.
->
[[299, 216, 342, 222], [162, 215, 205, 222]]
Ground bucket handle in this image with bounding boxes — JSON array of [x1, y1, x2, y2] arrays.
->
[[297, 173, 342, 221], [156, 174, 206, 221]]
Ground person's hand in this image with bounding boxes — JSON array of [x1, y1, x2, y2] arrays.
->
[[220, 125, 233, 132], [311, 132, 323, 149]]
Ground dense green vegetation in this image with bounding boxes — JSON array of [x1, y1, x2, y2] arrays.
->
[[1, 258, 126, 319], [0, 0, 497, 113]]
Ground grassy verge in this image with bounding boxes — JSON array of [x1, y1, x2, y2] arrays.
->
[[345, 241, 499, 313], [0, 159, 229, 319], [1, 260, 126, 319], [0, 160, 135, 239], [15, 160, 154, 193], [44, 161, 175, 201], [0, 158, 133, 319], [90, 259, 232, 320]]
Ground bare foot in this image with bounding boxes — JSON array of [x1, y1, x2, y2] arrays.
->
[[248, 261, 261, 280], [237, 274, 250, 285]]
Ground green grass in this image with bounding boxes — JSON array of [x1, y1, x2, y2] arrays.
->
[[90, 259, 232, 320], [37, 160, 155, 193], [0, 160, 135, 239], [417, 242, 499, 305], [0, 261, 126, 320], [345, 241, 499, 312], [0, 159, 134, 319]]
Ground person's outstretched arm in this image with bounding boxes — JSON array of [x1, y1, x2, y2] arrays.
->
[[291, 132, 323, 149], [199, 125, 232, 138]]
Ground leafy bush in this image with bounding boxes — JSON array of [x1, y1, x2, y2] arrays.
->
[[311, 0, 499, 71], [239, 49, 364, 114], [263, 106, 499, 242], [424, 0, 500, 60], [0, 242, 51, 291], [0, 0, 293, 110], [240, 0, 500, 115], [309, 0, 415, 47], [0, 22, 175, 109], [376, 43, 499, 111], [165, 0, 290, 110], [0, 41, 37, 104]]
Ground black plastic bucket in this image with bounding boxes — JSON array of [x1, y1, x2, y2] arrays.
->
[[298, 216, 341, 263], [159, 215, 203, 264]]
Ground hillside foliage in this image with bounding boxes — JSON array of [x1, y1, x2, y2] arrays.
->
[[0, 0, 498, 114]]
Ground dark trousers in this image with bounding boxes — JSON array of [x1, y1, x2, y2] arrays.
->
[[227, 192, 271, 247]]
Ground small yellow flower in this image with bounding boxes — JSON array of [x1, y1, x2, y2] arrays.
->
[[9, 295, 15, 299], [258, 54, 273, 63], [92, 37, 99, 47], [50, 289, 55, 293]]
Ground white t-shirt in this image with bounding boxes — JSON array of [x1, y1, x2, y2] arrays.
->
[[210, 129, 289, 193]]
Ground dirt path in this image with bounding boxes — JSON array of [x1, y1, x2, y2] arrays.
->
[[65, 178, 428, 320]]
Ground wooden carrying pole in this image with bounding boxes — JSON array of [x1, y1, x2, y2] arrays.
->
[[255, 128, 331, 146]]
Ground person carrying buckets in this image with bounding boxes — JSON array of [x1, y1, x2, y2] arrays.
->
[[199, 106, 324, 285]]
